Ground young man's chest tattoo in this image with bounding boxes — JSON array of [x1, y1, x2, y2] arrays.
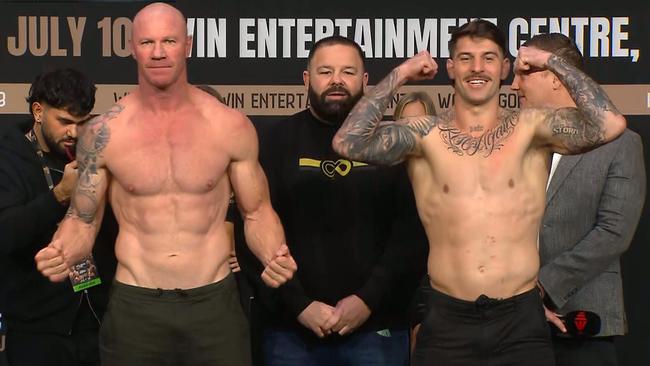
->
[[437, 114, 519, 157]]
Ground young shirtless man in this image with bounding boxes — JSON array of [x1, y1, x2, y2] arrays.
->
[[34, 3, 296, 365], [333, 20, 625, 365]]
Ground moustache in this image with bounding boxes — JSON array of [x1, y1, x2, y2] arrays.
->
[[323, 86, 351, 97], [464, 73, 492, 81]]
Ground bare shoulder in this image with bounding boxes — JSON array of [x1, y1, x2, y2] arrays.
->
[[517, 108, 553, 125], [513, 106, 552, 141], [84, 103, 125, 130], [497, 108, 523, 133], [224, 107, 258, 155], [191, 88, 257, 159], [499, 108, 520, 121], [77, 102, 126, 155], [508, 107, 540, 126], [434, 109, 456, 129], [192, 87, 252, 131], [221, 105, 254, 133], [518, 104, 592, 135]]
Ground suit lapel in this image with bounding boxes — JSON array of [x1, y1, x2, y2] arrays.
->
[[546, 154, 583, 205]]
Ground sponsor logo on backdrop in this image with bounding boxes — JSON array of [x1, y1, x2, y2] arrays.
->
[[0, 84, 648, 116]]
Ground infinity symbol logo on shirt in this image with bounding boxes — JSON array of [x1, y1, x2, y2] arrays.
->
[[299, 158, 368, 178]]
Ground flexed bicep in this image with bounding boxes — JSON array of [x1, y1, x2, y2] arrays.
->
[[544, 54, 625, 151], [533, 107, 605, 155], [333, 61, 438, 166]]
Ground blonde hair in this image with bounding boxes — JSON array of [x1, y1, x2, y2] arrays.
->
[[393, 92, 436, 119]]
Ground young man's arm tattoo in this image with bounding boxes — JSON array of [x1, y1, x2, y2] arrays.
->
[[67, 105, 122, 223], [333, 69, 437, 165], [546, 54, 621, 152]]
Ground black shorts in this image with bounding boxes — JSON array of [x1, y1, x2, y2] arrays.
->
[[100, 274, 251, 366], [412, 287, 554, 366]]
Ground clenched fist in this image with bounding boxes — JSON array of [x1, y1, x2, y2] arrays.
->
[[398, 50, 438, 82], [514, 46, 552, 73]]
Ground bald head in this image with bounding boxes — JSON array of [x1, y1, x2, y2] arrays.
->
[[132, 2, 187, 39], [130, 2, 192, 90]]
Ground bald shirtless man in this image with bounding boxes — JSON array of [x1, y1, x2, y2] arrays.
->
[[333, 20, 625, 366], [34, 3, 296, 365]]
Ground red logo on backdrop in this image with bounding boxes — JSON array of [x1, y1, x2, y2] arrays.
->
[[574, 311, 588, 333]]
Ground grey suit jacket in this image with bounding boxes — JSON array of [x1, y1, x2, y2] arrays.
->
[[539, 129, 646, 337]]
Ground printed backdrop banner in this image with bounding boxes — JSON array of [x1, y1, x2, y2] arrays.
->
[[0, 2, 648, 366], [0, 1, 648, 115]]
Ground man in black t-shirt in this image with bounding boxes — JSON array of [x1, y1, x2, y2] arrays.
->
[[236, 36, 428, 366], [0, 68, 116, 366]]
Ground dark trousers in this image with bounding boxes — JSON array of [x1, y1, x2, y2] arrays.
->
[[100, 274, 251, 366], [412, 287, 555, 366], [553, 336, 618, 366], [263, 328, 409, 366]]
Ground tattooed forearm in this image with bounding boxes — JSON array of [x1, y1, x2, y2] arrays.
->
[[546, 54, 620, 150], [362, 115, 437, 164], [333, 69, 437, 165], [67, 188, 101, 223], [340, 69, 400, 140], [68, 105, 121, 223]]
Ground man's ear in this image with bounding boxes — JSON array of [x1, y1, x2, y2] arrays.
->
[[31, 102, 43, 122], [303, 70, 310, 88], [362, 72, 369, 91], [129, 38, 136, 60], [446, 58, 455, 80], [501, 58, 511, 80], [186, 35, 193, 57], [551, 74, 563, 90]]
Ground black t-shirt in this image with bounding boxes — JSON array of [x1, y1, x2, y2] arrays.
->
[[235, 110, 428, 338], [0, 126, 117, 334]]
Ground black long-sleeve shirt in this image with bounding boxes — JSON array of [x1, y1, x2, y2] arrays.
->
[[236, 109, 427, 338], [0, 125, 117, 334]]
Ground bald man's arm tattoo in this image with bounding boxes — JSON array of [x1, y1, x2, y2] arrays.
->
[[545, 54, 621, 152], [333, 69, 437, 165], [67, 105, 121, 223]]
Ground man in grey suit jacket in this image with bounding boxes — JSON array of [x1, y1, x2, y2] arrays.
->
[[512, 33, 646, 366]]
